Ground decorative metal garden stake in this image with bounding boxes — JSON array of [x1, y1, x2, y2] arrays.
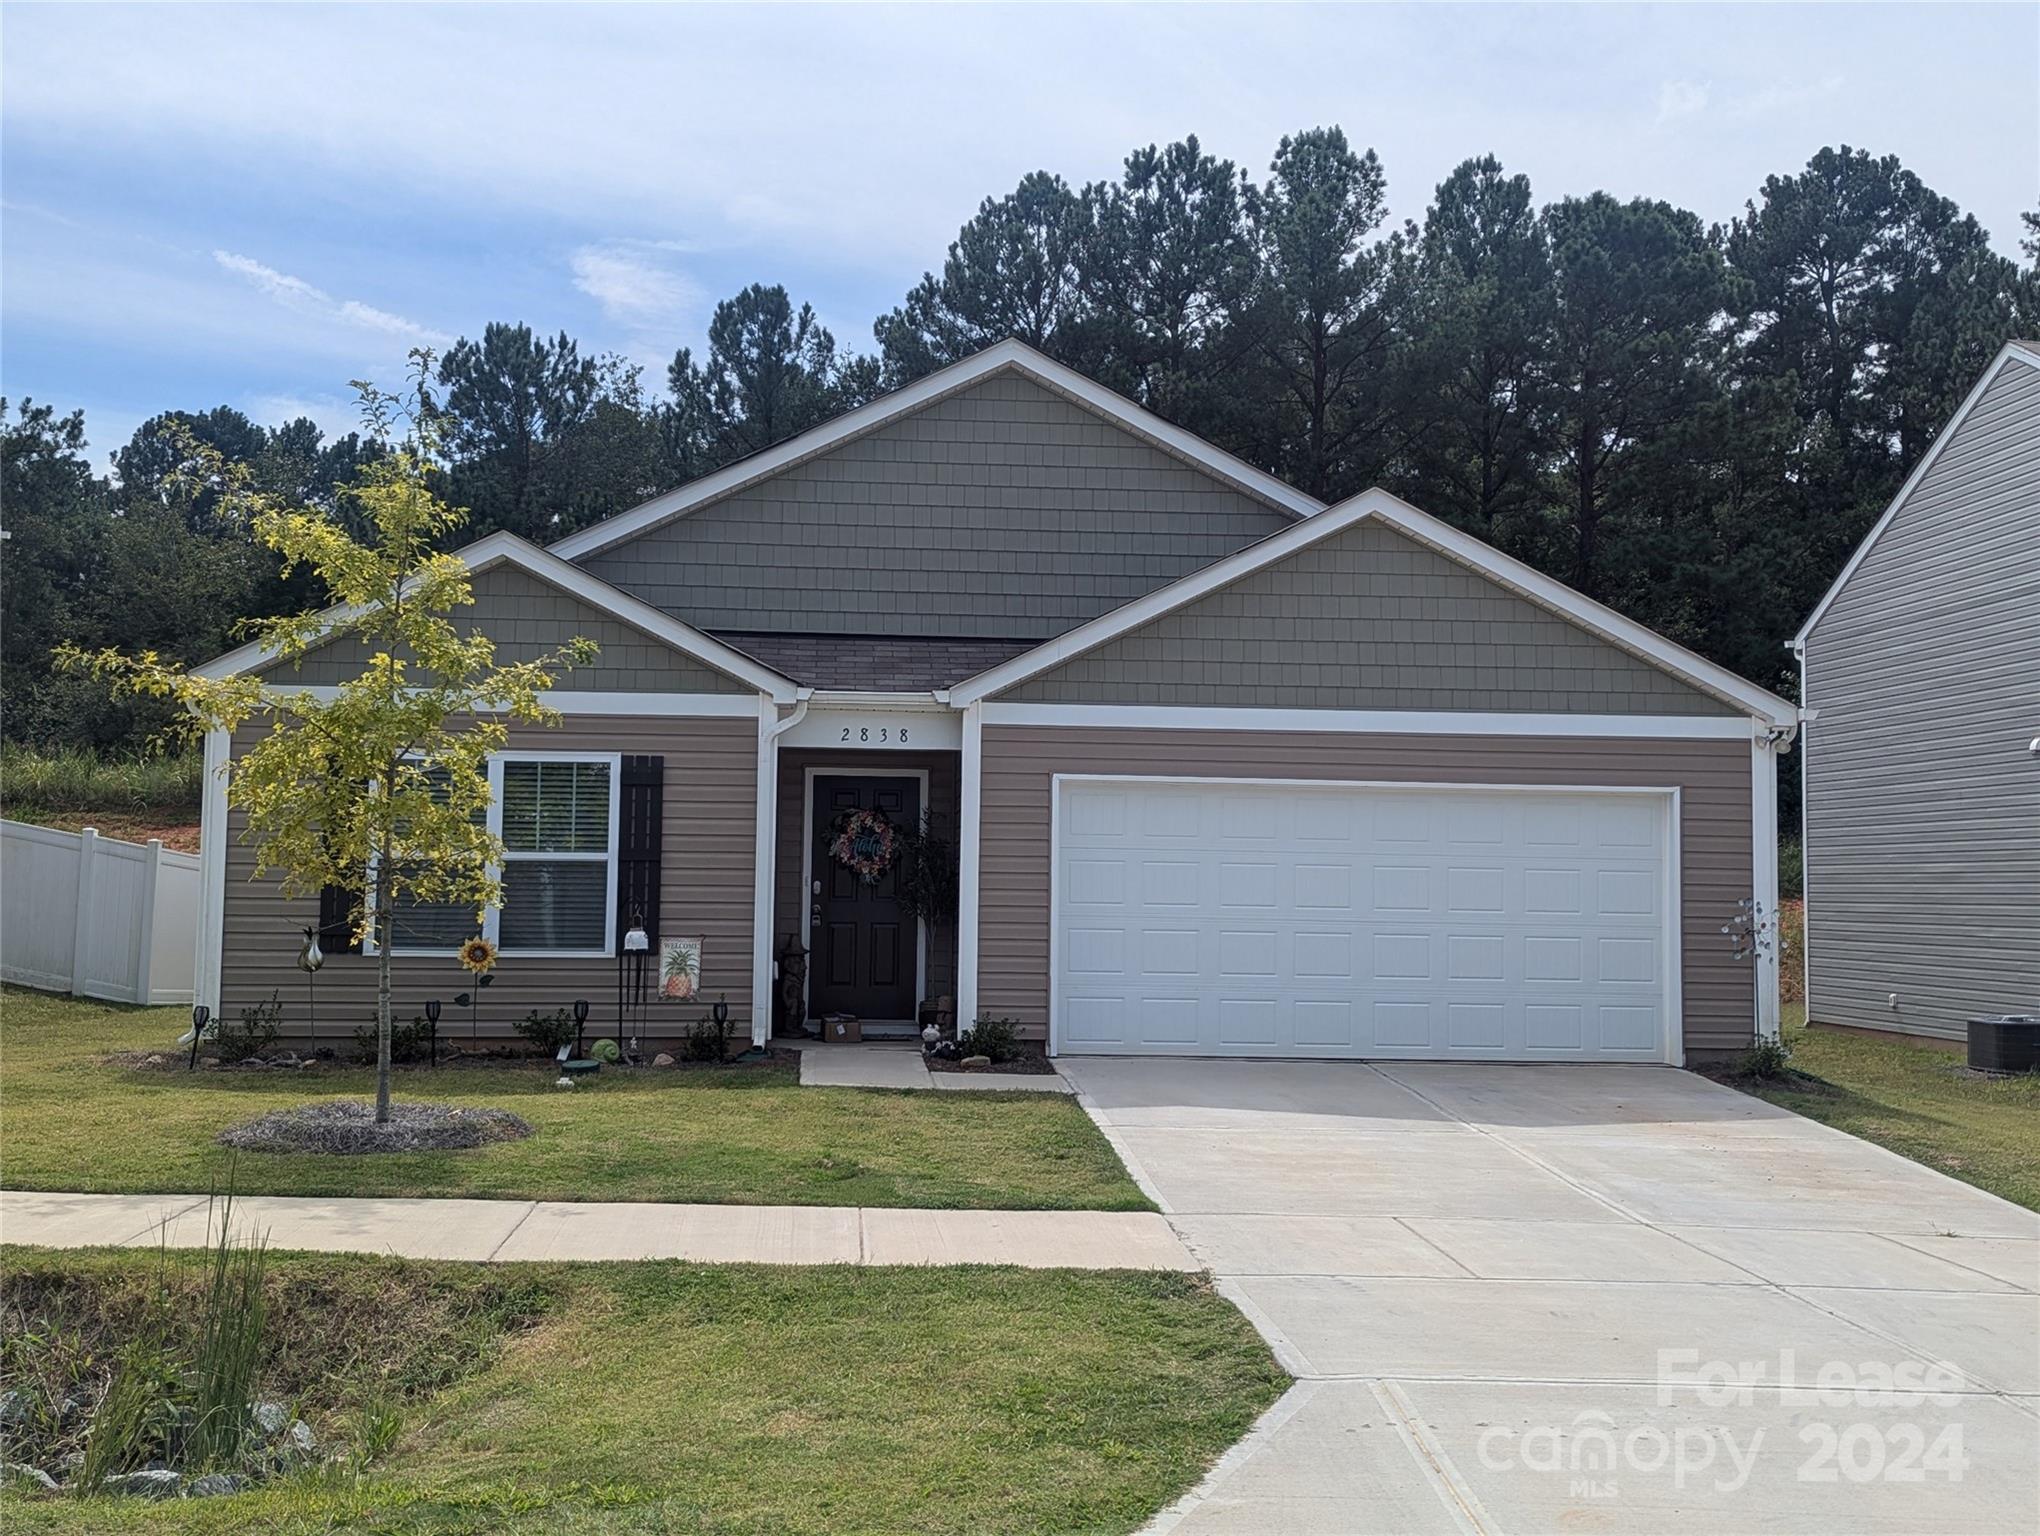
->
[[572, 998, 591, 1058], [186, 1004, 211, 1072], [619, 911, 650, 1052], [424, 998, 442, 1068], [296, 926, 324, 1046]]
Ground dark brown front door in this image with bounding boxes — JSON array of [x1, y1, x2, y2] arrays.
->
[[810, 775, 919, 1021]]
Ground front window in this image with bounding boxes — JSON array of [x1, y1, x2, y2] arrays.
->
[[376, 752, 619, 957], [497, 758, 615, 953]]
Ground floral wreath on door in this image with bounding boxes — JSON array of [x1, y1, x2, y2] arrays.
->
[[827, 807, 900, 884]]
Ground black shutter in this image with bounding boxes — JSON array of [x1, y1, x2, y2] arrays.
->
[[617, 755, 664, 946], [318, 881, 364, 954]]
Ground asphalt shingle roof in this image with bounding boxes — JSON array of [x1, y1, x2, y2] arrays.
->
[[713, 632, 1036, 692]]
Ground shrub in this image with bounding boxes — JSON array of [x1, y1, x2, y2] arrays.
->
[[1737, 1035, 1794, 1081], [513, 1009, 578, 1056], [351, 1016, 436, 1066], [684, 1012, 735, 1063], [964, 1014, 1020, 1064], [1778, 836, 1803, 899], [212, 994, 282, 1062]]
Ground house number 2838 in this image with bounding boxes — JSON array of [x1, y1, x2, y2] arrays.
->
[[841, 725, 908, 743]]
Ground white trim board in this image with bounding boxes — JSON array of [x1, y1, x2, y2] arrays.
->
[[949, 488, 1798, 728], [1794, 341, 2040, 646], [193, 728, 230, 1017], [798, 766, 929, 1027], [550, 339, 1323, 562], [982, 704, 1759, 739], [1045, 772, 1685, 1066], [192, 529, 798, 702], [252, 686, 762, 719]]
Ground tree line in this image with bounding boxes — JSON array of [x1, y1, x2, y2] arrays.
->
[[6, 134, 2036, 755]]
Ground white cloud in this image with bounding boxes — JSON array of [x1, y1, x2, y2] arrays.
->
[[1727, 75, 1845, 121], [248, 391, 366, 443], [570, 241, 705, 330], [1655, 80, 1709, 125], [212, 250, 450, 345]]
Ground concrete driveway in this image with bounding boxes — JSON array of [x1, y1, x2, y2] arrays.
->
[[1058, 1058, 2040, 1535]]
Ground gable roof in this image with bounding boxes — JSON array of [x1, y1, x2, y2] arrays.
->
[[193, 530, 799, 700], [1794, 340, 2040, 646], [948, 487, 1799, 727], [549, 339, 1325, 562]]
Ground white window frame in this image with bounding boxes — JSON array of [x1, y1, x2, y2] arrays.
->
[[370, 750, 622, 960]]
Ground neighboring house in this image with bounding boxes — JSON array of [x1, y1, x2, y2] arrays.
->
[[194, 339, 1797, 1064], [1792, 340, 2040, 1043]]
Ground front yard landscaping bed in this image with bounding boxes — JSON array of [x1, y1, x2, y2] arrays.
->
[[0, 1247, 1285, 1536], [1728, 1005, 2040, 1211], [0, 990, 1149, 1211]]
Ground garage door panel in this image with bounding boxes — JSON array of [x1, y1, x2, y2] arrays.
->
[[1056, 780, 1673, 1062]]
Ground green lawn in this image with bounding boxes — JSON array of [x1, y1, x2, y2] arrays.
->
[[1738, 1005, 2040, 1211], [0, 1247, 1288, 1535], [0, 990, 1147, 1211]]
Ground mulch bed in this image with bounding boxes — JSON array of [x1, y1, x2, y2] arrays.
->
[[216, 1100, 534, 1155], [109, 1046, 801, 1075], [926, 1047, 1058, 1076]]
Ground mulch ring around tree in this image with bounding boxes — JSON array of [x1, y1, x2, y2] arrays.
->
[[216, 1100, 534, 1155]]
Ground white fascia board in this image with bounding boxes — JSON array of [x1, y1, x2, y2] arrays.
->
[[805, 689, 951, 710], [950, 487, 1798, 727], [192, 530, 797, 701], [981, 703, 1758, 739], [1794, 342, 2040, 647], [548, 339, 1323, 562]]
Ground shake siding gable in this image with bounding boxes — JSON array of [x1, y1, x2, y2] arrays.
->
[[998, 518, 1737, 715], [257, 563, 752, 694], [575, 372, 1294, 639], [217, 714, 760, 1038], [1802, 356, 2040, 1040]]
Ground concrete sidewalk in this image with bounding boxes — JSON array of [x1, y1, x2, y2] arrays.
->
[[0, 1189, 1187, 1269]]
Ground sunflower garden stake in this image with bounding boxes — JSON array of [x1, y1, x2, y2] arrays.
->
[[457, 937, 498, 1046], [58, 351, 596, 1126]]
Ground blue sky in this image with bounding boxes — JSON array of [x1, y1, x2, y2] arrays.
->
[[4, 3, 2035, 467]]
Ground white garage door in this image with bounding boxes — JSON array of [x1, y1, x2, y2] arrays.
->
[[1053, 778, 1675, 1061]]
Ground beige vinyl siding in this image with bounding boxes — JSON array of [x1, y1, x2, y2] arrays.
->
[[978, 727, 1756, 1056], [576, 371, 1293, 639], [772, 749, 961, 1018], [259, 562, 751, 694], [999, 519, 1736, 715], [218, 714, 760, 1043], [1802, 357, 2040, 1040]]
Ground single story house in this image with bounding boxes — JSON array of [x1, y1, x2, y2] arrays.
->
[[1792, 340, 2040, 1043], [195, 339, 1798, 1064]]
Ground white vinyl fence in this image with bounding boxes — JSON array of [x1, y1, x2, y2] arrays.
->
[[1, 820, 200, 1005]]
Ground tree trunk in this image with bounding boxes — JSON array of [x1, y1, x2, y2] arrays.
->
[[373, 852, 393, 1124]]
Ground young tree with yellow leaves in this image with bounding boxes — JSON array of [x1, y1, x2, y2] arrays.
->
[[61, 353, 595, 1123]]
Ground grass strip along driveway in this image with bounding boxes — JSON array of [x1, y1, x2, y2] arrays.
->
[[0, 1247, 1287, 1536], [0, 991, 1147, 1211], [1734, 1005, 2040, 1211]]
